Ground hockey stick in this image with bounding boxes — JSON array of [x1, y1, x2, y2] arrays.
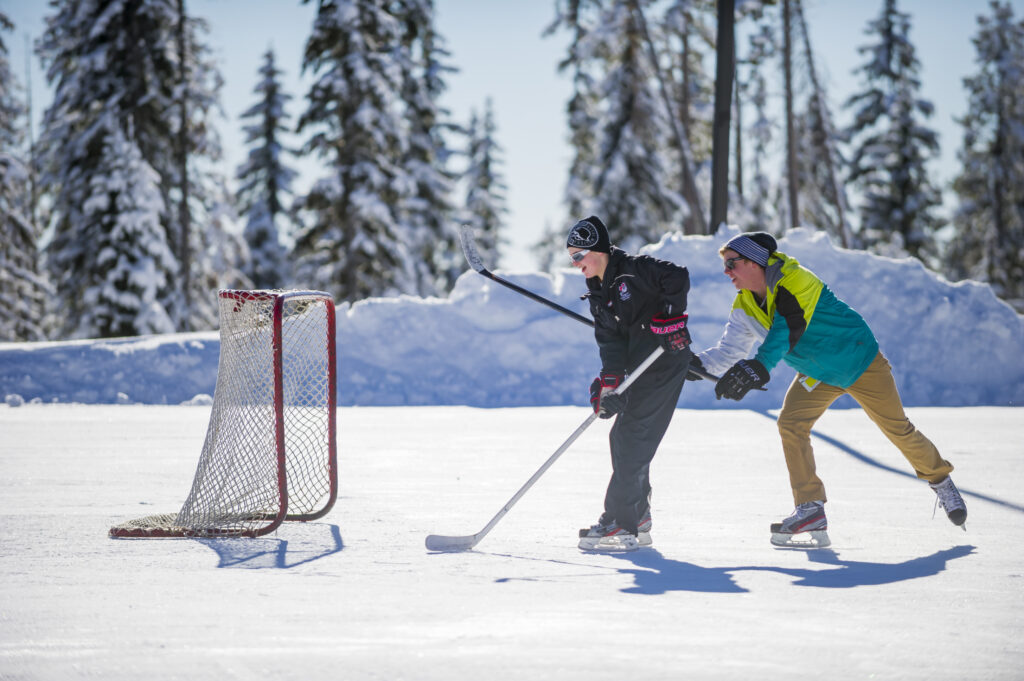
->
[[459, 223, 594, 326], [458, 224, 722, 382], [425, 346, 665, 552]]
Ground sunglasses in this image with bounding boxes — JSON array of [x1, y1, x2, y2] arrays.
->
[[569, 249, 591, 264], [724, 256, 746, 271]]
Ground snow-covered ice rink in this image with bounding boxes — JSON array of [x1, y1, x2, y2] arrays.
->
[[1, 404, 1021, 680]]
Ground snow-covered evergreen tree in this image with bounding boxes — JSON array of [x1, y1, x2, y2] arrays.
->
[[947, 1, 1024, 311], [57, 124, 176, 338], [791, 0, 854, 247], [168, 6, 239, 330], [737, 21, 778, 232], [235, 48, 297, 290], [294, 0, 419, 303], [0, 13, 49, 341], [463, 100, 509, 268], [549, 0, 683, 251], [193, 175, 251, 308], [842, 0, 944, 264], [36, 0, 235, 335], [399, 0, 461, 295], [36, 0, 181, 337], [664, 0, 715, 169], [547, 0, 604, 221]]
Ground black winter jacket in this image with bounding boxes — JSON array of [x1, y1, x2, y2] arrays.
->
[[584, 247, 691, 375]]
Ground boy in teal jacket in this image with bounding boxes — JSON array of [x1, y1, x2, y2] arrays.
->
[[695, 232, 967, 547]]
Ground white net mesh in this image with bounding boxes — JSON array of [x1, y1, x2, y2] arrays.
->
[[110, 290, 337, 538]]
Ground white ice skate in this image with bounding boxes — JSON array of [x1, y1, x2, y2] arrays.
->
[[770, 501, 831, 549], [578, 521, 641, 552]]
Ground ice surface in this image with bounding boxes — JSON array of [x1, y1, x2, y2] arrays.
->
[[1, 404, 1021, 680]]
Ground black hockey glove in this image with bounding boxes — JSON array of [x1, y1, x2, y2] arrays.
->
[[686, 355, 706, 381], [590, 372, 626, 419], [650, 313, 691, 353], [715, 359, 770, 401]]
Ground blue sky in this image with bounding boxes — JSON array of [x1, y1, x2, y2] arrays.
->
[[4, 0, 1020, 269]]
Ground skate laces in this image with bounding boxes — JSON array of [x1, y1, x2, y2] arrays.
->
[[781, 501, 826, 532], [931, 477, 965, 516]]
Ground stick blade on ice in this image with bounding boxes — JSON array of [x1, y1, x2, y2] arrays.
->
[[425, 533, 478, 552]]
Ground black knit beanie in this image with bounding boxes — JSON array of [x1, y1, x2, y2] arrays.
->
[[566, 216, 611, 254]]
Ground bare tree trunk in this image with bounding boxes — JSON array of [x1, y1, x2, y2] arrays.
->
[[24, 34, 38, 230], [783, 0, 800, 230], [680, 28, 692, 139], [989, 64, 1007, 284], [709, 0, 735, 233], [176, 0, 192, 329], [733, 39, 743, 202]]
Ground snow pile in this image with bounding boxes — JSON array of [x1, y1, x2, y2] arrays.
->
[[1, 226, 1022, 407]]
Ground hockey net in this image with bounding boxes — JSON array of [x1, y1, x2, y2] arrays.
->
[[110, 290, 338, 538]]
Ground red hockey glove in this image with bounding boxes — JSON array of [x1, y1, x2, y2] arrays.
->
[[589, 372, 625, 419], [650, 313, 691, 353]]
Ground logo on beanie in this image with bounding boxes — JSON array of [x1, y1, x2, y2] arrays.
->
[[567, 220, 599, 249], [566, 216, 611, 253]]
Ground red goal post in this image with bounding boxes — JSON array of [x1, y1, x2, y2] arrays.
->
[[110, 289, 338, 538]]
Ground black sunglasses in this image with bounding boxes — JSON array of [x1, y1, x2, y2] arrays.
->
[[724, 256, 746, 271]]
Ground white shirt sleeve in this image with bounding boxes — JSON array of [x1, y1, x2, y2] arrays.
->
[[696, 307, 767, 376]]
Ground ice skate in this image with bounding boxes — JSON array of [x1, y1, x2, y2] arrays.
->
[[770, 501, 831, 548], [578, 520, 640, 552], [637, 510, 653, 547], [930, 476, 967, 529]]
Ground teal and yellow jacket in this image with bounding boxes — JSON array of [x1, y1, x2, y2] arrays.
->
[[698, 251, 878, 389]]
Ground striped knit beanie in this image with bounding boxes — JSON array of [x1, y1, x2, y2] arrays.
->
[[724, 232, 778, 267]]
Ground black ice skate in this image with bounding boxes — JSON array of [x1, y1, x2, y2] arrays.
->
[[770, 501, 831, 548]]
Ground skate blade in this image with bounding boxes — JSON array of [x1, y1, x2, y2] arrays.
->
[[770, 529, 831, 549], [578, 534, 640, 552]]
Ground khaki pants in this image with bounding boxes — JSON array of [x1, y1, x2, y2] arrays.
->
[[777, 352, 953, 505]]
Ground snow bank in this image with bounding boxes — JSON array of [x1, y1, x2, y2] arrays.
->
[[1, 227, 1022, 407]]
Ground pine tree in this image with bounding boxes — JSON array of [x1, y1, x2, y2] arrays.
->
[[547, 0, 604, 221], [664, 0, 715, 169], [736, 21, 778, 232], [36, 0, 235, 335], [549, 0, 683, 251], [791, 0, 854, 247], [295, 0, 420, 303], [463, 100, 509, 268], [947, 1, 1024, 311], [843, 0, 944, 264], [398, 0, 460, 295], [69, 126, 177, 338], [235, 48, 297, 290], [36, 0, 181, 337], [0, 13, 49, 341], [170, 2, 243, 329]]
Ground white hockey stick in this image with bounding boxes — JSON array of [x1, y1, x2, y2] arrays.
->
[[425, 346, 664, 552]]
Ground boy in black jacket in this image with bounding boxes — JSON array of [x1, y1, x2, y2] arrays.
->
[[568, 216, 694, 551]]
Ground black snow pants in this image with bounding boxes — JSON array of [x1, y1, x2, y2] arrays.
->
[[601, 353, 690, 534]]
